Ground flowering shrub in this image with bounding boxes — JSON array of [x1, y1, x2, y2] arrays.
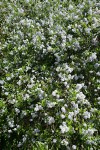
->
[[0, 0, 100, 149]]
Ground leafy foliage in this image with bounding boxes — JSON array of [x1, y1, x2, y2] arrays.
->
[[0, 0, 100, 149]]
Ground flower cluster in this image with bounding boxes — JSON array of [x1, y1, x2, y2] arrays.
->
[[0, 0, 100, 149]]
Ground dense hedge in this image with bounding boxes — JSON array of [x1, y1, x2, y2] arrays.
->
[[0, 0, 100, 149]]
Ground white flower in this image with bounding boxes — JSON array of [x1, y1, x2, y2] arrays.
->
[[94, 63, 100, 68], [86, 128, 97, 136], [25, 0, 29, 3], [34, 128, 40, 133], [18, 8, 24, 14], [76, 92, 86, 100], [57, 99, 64, 102], [27, 84, 34, 88], [67, 67, 73, 73], [34, 104, 43, 112], [74, 109, 79, 115], [92, 36, 98, 45], [17, 142, 22, 147], [90, 148, 93, 150], [38, 89, 44, 99], [47, 46, 52, 52], [22, 111, 27, 116], [69, 4, 73, 10], [74, 15, 78, 20], [15, 108, 20, 114], [82, 128, 97, 136], [19, 76, 22, 79], [74, 75, 79, 80], [76, 83, 84, 91], [54, 53, 61, 62], [30, 78, 35, 84], [61, 114, 65, 119], [88, 53, 97, 62], [64, 81, 68, 86], [47, 102, 56, 108], [8, 99, 16, 104], [13, 128, 17, 131], [53, 139, 57, 143], [61, 139, 69, 146], [67, 34, 73, 42], [59, 122, 69, 133], [6, 77, 11, 81], [0, 80, 4, 85], [68, 112, 74, 120], [68, 25, 72, 29], [52, 90, 57, 96], [5, 92, 9, 96], [8, 121, 14, 128], [83, 111, 90, 119], [85, 28, 91, 34], [72, 28, 76, 33], [24, 94, 29, 100], [74, 41, 80, 48], [48, 116, 55, 125], [8, 129, 12, 133], [64, 104, 68, 108], [26, 66, 31, 71], [96, 72, 100, 76], [88, 8, 92, 15], [17, 80, 21, 86], [72, 145, 76, 149], [61, 107, 66, 113], [71, 102, 78, 109], [83, 123, 87, 127], [56, 66, 61, 72]]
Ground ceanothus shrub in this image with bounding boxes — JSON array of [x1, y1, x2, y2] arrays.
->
[[0, 0, 100, 149]]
